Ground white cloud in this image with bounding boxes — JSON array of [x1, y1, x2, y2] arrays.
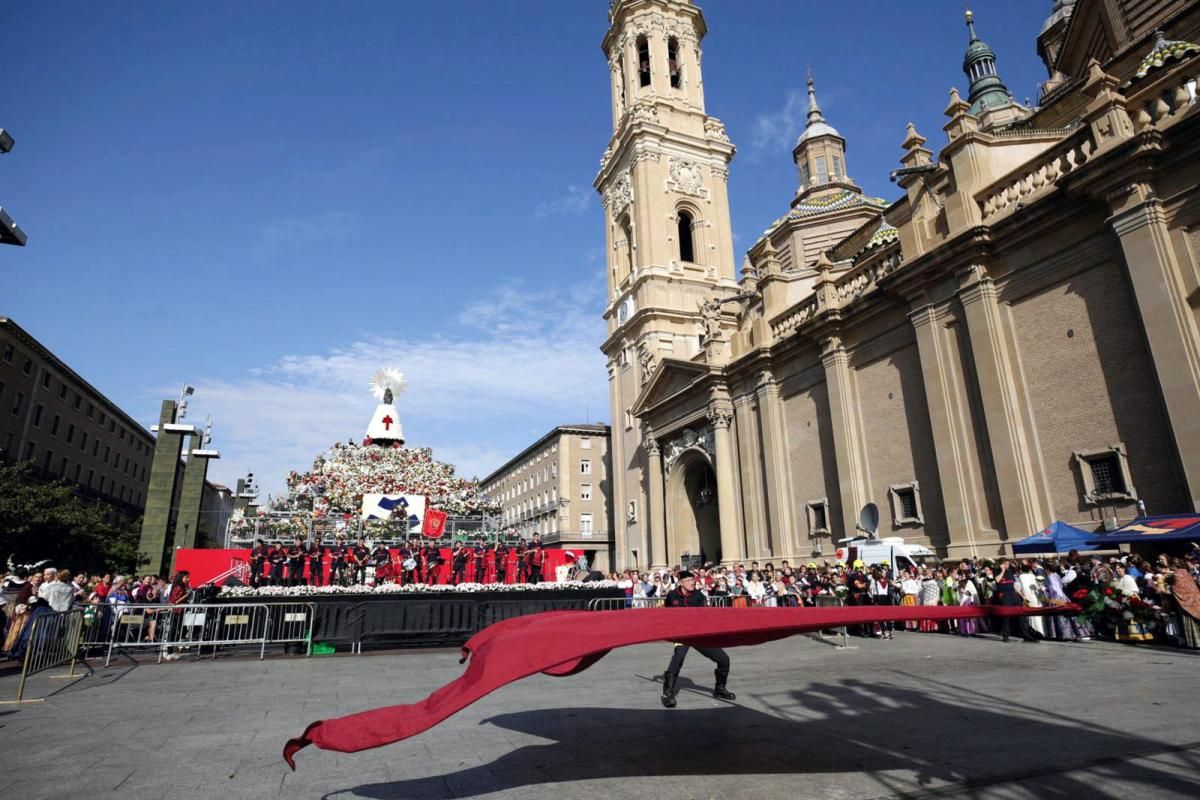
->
[[749, 88, 806, 157], [532, 185, 593, 220], [182, 279, 610, 498]]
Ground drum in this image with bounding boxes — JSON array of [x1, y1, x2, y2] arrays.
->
[[402, 557, 417, 571], [365, 565, 377, 586]]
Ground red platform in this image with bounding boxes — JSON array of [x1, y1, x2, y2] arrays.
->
[[173, 547, 575, 587]]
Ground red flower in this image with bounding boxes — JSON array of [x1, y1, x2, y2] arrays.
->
[[1103, 587, 1114, 596], [1072, 589, 1089, 600]]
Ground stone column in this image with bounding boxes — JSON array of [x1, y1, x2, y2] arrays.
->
[[911, 305, 978, 553], [645, 431, 668, 570], [171, 435, 221, 569], [138, 400, 189, 576], [820, 335, 869, 539], [1108, 191, 1200, 510], [958, 268, 1051, 538], [709, 402, 743, 564], [732, 394, 769, 557], [756, 372, 798, 558]]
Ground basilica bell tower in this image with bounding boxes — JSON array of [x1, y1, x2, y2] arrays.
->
[[596, 0, 738, 570]]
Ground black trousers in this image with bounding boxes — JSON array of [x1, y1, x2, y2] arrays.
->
[[996, 605, 1036, 640], [250, 561, 264, 587], [308, 561, 323, 586], [269, 562, 284, 585], [666, 644, 730, 679], [452, 563, 467, 585], [288, 559, 305, 586]]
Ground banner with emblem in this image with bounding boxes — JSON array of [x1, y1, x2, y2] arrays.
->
[[362, 493, 426, 532], [422, 508, 449, 538]]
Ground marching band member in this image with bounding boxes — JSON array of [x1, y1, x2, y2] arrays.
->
[[249, 538, 269, 588], [268, 541, 287, 586], [287, 536, 306, 587], [306, 538, 325, 587], [330, 534, 348, 586], [451, 541, 469, 585], [350, 537, 370, 585], [370, 540, 393, 585], [472, 540, 487, 583], [493, 541, 509, 585]]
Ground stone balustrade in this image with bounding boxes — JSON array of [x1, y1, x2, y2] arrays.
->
[[977, 127, 1094, 222]]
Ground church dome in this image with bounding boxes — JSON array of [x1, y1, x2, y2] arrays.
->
[[796, 120, 840, 146]]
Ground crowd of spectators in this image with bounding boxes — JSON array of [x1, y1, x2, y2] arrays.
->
[[1, 565, 196, 661], [610, 548, 1200, 649]]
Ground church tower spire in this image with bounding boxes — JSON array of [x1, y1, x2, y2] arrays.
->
[[596, 0, 738, 571], [962, 9, 1017, 116], [792, 70, 859, 203]]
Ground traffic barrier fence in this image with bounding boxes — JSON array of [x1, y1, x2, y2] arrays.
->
[[2, 608, 85, 704]]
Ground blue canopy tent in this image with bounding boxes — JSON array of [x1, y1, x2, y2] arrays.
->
[[1086, 514, 1200, 547], [1012, 520, 1102, 555]]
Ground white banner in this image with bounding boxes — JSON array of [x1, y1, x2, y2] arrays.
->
[[361, 493, 427, 531]]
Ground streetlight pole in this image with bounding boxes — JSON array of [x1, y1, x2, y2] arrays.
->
[[0, 128, 27, 247]]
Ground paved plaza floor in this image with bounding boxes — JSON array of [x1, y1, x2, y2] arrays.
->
[[2, 626, 1198, 799]]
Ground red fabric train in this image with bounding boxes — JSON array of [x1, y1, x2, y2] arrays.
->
[[284, 604, 1074, 768]]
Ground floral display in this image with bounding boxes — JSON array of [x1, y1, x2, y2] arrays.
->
[[271, 441, 499, 519], [220, 580, 618, 598], [1071, 585, 1163, 630]]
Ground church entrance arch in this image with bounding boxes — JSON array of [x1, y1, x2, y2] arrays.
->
[[665, 450, 721, 567]]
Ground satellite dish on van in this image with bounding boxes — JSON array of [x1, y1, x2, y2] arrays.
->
[[857, 503, 879, 537]]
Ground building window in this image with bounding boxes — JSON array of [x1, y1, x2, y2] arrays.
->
[[667, 37, 681, 88], [806, 498, 831, 537], [580, 459, 591, 475], [620, 216, 634, 277], [815, 155, 829, 184], [42, 449, 52, 472], [73, 392, 81, 410], [51, 414, 61, 436], [1074, 445, 1137, 503], [41, 372, 51, 389], [636, 36, 651, 87], [99, 412, 106, 426], [92, 440, 99, 457], [87, 469, 94, 488], [888, 482, 923, 526], [22, 358, 32, 376], [625, 409, 633, 430], [581, 437, 592, 450], [66, 423, 75, 444], [58, 383, 67, 400], [11, 391, 22, 416], [87, 403, 94, 419], [677, 210, 696, 263], [618, 348, 630, 368], [581, 513, 594, 536], [581, 483, 592, 501], [59, 457, 68, 476], [832, 155, 843, 180], [2, 344, 11, 362], [799, 161, 811, 187], [73, 463, 81, 482], [33, 404, 43, 427], [627, 499, 638, 523], [80, 431, 88, 451], [23, 442, 34, 462]]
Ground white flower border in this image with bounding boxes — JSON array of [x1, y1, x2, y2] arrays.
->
[[220, 580, 620, 598]]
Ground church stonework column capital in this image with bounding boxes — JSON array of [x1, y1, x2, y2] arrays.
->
[[706, 402, 734, 429], [643, 430, 661, 456]]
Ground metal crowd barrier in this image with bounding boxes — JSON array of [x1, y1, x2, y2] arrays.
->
[[812, 595, 850, 648], [2, 608, 85, 704], [103, 603, 281, 666]]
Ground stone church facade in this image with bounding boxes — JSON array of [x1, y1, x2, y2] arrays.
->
[[597, 0, 1200, 570]]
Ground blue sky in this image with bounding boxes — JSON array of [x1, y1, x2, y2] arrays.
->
[[2, 0, 1053, 496]]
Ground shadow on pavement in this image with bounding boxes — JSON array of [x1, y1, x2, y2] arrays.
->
[[328, 678, 1200, 799]]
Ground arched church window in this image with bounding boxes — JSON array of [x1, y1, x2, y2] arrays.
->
[[677, 210, 695, 263], [668, 37, 681, 89], [637, 36, 651, 87]]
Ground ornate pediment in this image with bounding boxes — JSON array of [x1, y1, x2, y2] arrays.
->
[[630, 358, 714, 418]]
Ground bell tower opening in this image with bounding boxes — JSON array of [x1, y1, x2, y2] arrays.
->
[[637, 36, 652, 87], [677, 210, 695, 263]]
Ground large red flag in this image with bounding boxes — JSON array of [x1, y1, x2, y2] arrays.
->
[[422, 508, 448, 538]]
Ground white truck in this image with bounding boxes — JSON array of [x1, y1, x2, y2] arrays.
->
[[835, 536, 938, 575]]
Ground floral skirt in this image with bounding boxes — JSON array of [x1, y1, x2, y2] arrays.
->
[[1182, 612, 1200, 649]]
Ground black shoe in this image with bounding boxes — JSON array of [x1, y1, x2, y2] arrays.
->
[[661, 671, 678, 708], [713, 685, 736, 701]]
